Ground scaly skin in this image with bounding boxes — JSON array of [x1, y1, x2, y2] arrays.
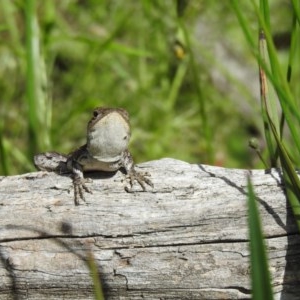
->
[[34, 107, 153, 205]]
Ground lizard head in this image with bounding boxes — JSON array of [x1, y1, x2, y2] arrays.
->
[[86, 107, 131, 162], [88, 107, 129, 129]]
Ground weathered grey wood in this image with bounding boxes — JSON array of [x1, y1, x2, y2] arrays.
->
[[0, 158, 299, 299]]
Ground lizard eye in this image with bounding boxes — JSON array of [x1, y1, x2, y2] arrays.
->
[[93, 110, 99, 117]]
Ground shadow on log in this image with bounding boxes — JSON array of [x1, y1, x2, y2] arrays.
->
[[0, 158, 300, 299]]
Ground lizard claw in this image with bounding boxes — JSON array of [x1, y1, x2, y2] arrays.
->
[[125, 170, 153, 193], [72, 162, 92, 205], [73, 177, 93, 205]]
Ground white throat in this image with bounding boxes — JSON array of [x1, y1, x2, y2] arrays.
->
[[87, 112, 130, 162]]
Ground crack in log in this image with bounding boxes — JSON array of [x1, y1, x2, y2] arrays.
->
[[3, 223, 297, 247], [113, 268, 129, 290], [225, 285, 251, 295]]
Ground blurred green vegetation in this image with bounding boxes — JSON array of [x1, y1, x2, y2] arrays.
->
[[0, 0, 297, 175], [1, 1, 300, 297]]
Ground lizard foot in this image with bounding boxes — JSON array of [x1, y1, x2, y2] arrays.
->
[[71, 161, 93, 205], [73, 176, 92, 205], [125, 170, 153, 192], [71, 160, 93, 205]]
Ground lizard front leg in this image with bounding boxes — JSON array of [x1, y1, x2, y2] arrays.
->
[[71, 160, 92, 205], [122, 150, 153, 192]]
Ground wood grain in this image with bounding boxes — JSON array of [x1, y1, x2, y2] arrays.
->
[[0, 158, 299, 299]]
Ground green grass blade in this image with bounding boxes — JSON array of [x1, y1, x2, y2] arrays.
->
[[25, 0, 39, 156], [287, 6, 300, 97], [166, 56, 188, 110], [247, 176, 274, 300], [25, 0, 50, 157], [267, 117, 300, 231], [282, 170, 300, 226], [287, 16, 298, 83], [259, 0, 270, 29], [257, 2, 300, 230], [87, 252, 105, 300], [230, 1, 256, 49], [258, 30, 278, 167], [231, 0, 300, 160], [258, 0, 280, 140], [291, 0, 300, 27], [259, 0, 284, 151], [251, 0, 300, 157], [0, 133, 9, 175]]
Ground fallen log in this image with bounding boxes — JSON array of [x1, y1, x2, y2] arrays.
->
[[0, 158, 299, 299]]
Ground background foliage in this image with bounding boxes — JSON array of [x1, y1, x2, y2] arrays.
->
[[1, 1, 300, 298], [0, 0, 296, 175]]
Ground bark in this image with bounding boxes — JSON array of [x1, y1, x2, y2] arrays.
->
[[0, 158, 299, 299]]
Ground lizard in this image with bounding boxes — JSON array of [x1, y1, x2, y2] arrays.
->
[[34, 107, 153, 205]]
